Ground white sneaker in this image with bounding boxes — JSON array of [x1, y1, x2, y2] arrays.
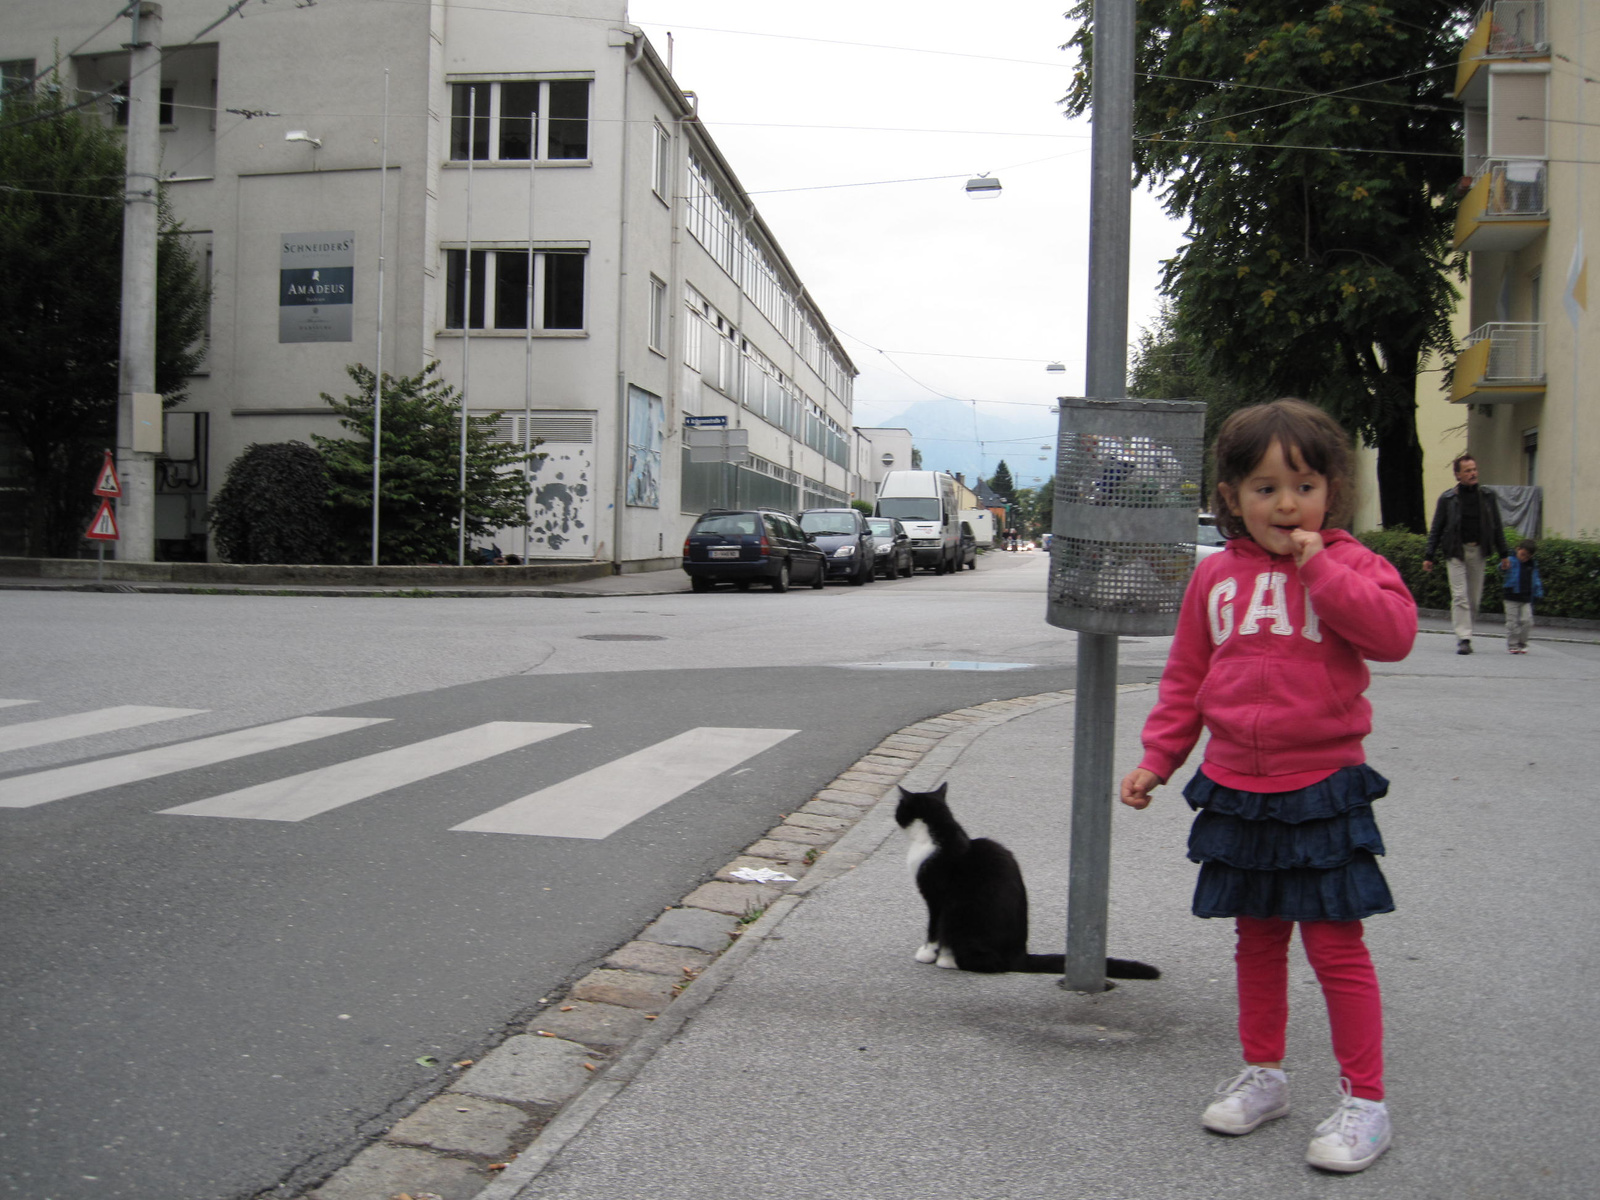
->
[[1306, 1082, 1391, 1173], [1201, 1066, 1290, 1135]]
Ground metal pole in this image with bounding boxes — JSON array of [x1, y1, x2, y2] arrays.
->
[[458, 86, 475, 567], [370, 67, 389, 566], [523, 102, 538, 562], [115, 1, 162, 562], [1063, 0, 1135, 993]]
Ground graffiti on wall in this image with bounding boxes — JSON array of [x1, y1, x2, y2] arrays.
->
[[626, 385, 663, 508], [527, 443, 594, 556]]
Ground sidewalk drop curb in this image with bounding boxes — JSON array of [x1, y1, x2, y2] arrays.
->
[[470, 689, 1091, 1200]]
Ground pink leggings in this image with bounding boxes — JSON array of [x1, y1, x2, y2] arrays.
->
[[1235, 916, 1385, 1101]]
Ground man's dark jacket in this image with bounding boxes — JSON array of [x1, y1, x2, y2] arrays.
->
[[1424, 485, 1510, 562]]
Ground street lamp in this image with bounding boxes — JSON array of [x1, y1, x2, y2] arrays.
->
[[964, 173, 1002, 198]]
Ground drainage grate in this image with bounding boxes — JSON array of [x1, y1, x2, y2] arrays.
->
[[578, 634, 667, 642]]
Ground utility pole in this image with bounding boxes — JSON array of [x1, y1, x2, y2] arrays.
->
[[116, 1, 164, 561], [1062, 0, 1134, 993]]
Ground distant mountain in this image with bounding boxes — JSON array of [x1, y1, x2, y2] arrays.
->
[[863, 397, 1058, 489]]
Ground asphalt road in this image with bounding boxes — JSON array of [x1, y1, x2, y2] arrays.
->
[[1, 552, 1161, 1200]]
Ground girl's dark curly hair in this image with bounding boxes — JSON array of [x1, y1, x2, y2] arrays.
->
[[1212, 398, 1356, 540]]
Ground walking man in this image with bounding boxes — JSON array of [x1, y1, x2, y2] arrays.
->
[[1423, 453, 1511, 655]]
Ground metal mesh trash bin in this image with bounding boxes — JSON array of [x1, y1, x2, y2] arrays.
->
[[1047, 397, 1207, 637]]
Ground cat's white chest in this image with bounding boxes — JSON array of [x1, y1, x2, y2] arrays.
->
[[903, 819, 937, 875]]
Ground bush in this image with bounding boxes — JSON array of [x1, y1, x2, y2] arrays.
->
[[1358, 528, 1600, 620], [209, 441, 333, 564]]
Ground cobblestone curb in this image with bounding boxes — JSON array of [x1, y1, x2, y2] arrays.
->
[[294, 689, 1084, 1200]]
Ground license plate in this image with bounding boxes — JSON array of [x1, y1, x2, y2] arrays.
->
[[710, 547, 740, 559]]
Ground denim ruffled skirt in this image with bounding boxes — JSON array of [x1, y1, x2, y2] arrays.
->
[[1184, 763, 1394, 922]]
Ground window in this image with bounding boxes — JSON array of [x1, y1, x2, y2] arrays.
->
[[112, 81, 175, 126], [648, 276, 666, 352], [652, 121, 671, 199], [444, 248, 586, 330], [449, 79, 589, 162], [1, 59, 34, 112]]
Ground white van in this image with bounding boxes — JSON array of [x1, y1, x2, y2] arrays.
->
[[958, 508, 994, 548], [874, 470, 961, 574]]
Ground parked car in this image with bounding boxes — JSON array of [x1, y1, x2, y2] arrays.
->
[[682, 508, 826, 592], [1196, 512, 1227, 561], [799, 508, 877, 585], [958, 521, 978, 570], [866, 517, 914, 579]]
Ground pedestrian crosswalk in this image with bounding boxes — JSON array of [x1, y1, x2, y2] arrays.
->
[[0, 701, 799, 839]]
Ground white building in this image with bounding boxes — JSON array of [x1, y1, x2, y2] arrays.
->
[[850, 426, 915, 503], [4, 0, 857, 569]]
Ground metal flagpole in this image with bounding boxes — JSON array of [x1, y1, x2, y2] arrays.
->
[[370, 67, 389, 566], [458, 86, 475, 566], [523, 98, 537, 562]]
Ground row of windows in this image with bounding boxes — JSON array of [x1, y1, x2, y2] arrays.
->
[[680, 288, 846, 468], [449, 80, 589, 162], [685, 152, 852, 408]]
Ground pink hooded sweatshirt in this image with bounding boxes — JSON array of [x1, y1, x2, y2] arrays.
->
[[1139, 529, 1418, 792]]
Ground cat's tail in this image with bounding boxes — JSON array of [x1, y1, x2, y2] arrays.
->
[[1018, 954, 1161, 979]]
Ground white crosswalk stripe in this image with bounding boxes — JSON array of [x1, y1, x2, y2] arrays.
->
[[161, 722, 588, 822], [0, 717, 388, 809], [0, 705, 207, 754], [451, 726, 800, 839]]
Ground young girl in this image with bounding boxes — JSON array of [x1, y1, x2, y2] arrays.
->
[[1120, 398, 1417, 1174]]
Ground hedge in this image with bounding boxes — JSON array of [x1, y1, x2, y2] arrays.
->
[[1358, 528, 1600, 621]]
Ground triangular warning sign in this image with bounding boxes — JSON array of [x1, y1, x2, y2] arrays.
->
[[94, 454, 122, 497], [85, 499, 120, 541]]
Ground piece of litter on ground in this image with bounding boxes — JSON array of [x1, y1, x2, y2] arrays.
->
[[729, 867, 797, 883]]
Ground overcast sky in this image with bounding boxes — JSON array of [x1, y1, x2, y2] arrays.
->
[[625, 0, 1190, 474]]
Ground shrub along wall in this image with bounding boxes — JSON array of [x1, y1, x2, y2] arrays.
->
[[1358, 528, 1600, 621]]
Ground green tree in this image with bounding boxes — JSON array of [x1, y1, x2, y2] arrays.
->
[[312, 362, 540, 565], [1012, 477, 1056, 540], [0, 84, 209, 556], [1065, 1, 1469, 531], [988, 460, 1018, 506]]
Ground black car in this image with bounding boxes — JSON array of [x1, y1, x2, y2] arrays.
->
[[958, 521, 978, 570], [799, 508, 877, 586], [866, 517, 914, 579], [682, 508, 826, 592]]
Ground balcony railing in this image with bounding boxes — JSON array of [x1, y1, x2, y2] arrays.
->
[[1478, 0, 1546, 55], [1458, 0, 1548, 97], [1470, 322, 1545, 381], [1479, 159, 1546, 216], [1451, 323, 1547, 404], [1454, 158, 1550, 251]]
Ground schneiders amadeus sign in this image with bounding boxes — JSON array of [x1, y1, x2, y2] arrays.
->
[[279, 231, 355, 343]]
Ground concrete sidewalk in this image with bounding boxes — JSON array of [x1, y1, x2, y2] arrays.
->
[[469, 634, 1599, 1200]]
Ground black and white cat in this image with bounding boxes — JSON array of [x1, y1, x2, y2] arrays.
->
[[895, 783, 1159, 979]]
